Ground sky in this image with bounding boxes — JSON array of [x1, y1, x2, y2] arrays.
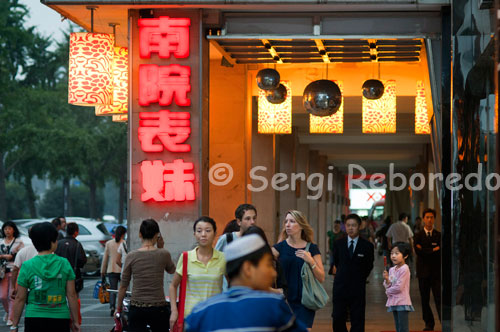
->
[[20, 0, 69, 43]]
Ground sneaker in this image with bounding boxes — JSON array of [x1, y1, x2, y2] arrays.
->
[[6, 320, 12, 326]]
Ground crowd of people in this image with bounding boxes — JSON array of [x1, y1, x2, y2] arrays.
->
[[1, 205, 441, 332]]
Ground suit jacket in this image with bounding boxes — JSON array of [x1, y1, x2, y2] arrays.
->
[[414, 229, 441, 279], [332, 237, 374, 297]]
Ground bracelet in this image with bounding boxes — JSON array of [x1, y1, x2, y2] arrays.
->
[[310, 263, 317, 270]]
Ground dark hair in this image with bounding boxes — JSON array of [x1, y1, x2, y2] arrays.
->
[[2, 221, 20, 238], [51, 218, 61, 228], [114, 226, 127, 243], [345, 214, 361, 225], [223, 219, 240, 234], [392, 242, 411, 259], [235, 204, 257, 220], [193, 216, 217, 233], [226, 245, 272, 281], [422, 208, 436, 218], [242, 225, 269, 244], [384, 216, 392, 225], [333, 219, 341, 225], [140, 219, 160, 240], [66, 222, 79, 236], [30, 222, 58, 252], [57, 216, 66, 222], [398, 212, 408, 221]]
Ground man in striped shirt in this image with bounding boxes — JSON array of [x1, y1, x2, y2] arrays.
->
[[185, 235, 307, 332]]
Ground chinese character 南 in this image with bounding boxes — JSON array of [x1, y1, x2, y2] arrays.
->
[[139, 16, 190, 59]]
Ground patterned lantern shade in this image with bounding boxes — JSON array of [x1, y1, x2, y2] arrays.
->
[[112, 114, 128, 122], [96, 47, 128, 116], [68, 32, 114, 106], [258, 81, 292, 134], [310, 81, 344, 134], [415, 81, 431, 134], [362, 80, 396, 133]]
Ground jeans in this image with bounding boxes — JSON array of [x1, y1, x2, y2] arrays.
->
[[107, 272, 121, 309], [128, 305, 170, 332], [392, 311, 409, 332]]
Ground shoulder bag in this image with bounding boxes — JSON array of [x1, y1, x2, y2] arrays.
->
[[173, 251, 188, 332], [0, 238, 16, 280], [301, 243, 329, 310]]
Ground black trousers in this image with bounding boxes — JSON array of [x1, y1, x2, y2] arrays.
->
[[107, 272, 121, 309], [25, 317, 70, 332], [332, 292, 366, 332], [128, 305, 170, 332], [418, 276, 441, 328]]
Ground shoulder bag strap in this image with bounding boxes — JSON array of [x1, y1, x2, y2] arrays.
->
[[305, 242, 311, 252], [177, 251, 188, 326]]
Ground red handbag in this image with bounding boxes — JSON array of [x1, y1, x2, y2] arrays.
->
[[173, 251, 188, 332]]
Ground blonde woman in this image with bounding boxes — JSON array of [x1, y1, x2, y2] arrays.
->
[[272, 210, 325, 330]]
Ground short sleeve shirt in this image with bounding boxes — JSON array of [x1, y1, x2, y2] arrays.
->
[[386, 221, 412, 244], [175, 247, 225, 316], [17, 254, 75, 319], [14, 245, 38, 268], [273, 241, 320, 305]]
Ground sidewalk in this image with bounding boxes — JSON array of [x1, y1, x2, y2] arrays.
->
[[312, 254, 442, 332]]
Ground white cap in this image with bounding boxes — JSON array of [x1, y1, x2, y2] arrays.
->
[[223, 234, 266, 262]]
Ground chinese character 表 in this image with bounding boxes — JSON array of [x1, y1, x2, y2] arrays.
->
[[139, 64, 191, 107], [138, 110, 191, 153], [139, 16, 190, 59]]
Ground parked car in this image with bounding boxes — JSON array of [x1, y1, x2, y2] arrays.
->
[[21, 218, 112, 275]]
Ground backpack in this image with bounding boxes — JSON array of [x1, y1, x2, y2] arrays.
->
[[226, 232, 234, 244]]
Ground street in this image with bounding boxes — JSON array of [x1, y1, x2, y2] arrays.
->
[[0, 277, 113, 332]]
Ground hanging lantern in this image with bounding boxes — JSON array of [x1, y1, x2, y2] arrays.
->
[[362, 80, 396, 133], [303, 80, 341, 117], [96, 47, 129, 116], [258, 81, 291, 134], [265, 83, 287, 104], [112, 114, 128, 122], [310, 81, 344, 134], [362, 79, 385, 100], [415, 81, 431, 134], [68, 32, 114, 106], [256, 68, 280, 90]]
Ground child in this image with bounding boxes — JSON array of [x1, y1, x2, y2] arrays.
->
[[383, 242, 414, 332], [184, 234, 307, 332]]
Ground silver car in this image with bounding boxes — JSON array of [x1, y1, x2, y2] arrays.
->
[[21, 218, 112, 275]]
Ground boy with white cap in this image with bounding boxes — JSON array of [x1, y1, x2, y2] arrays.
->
[[185, 234, 307, 332]]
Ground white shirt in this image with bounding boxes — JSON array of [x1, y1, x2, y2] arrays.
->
[[347, 236, 359, 252], [13, 245, 38, 268], [424, 228, 434, 237], [117, 241, 127, 266]]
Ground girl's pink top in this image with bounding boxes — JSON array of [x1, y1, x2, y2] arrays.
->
[[383, 264, 412, 307]]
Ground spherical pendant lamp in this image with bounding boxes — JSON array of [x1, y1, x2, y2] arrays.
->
[[265, 84, 287, 104], [362, 79, 385, 100], [256, 68, 280, 90], [303, 80, 342, 117]]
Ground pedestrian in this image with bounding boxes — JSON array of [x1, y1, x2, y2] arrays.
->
[[116, 229, 128, 269], [383, 242, 414, 332], [272, 210, 325, 330], [332, 213, 374, 332], [222, 219, 240, 234], [10, 222, 80, 332], [359, 216, 375, 244], [115, 219, 176, 331], [327, 220, 345, 275], [243, 225, 288, 297], [215, 204, 257, 251], [54, 223, 87, 326], [386, 213, 414, 250], [101, 226, 127, 316], [10, 240, 38, 301], [0, 221, 24, 326], [376, 216, 393, 267], [169, 216, 225, 330], [413, 217, 423, 235], [51, 217, 67, 241], [414, 208, 441, 331], [184, 234, 307, 332]]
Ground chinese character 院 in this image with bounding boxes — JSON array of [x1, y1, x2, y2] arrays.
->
[[139, 64, 191, 107]]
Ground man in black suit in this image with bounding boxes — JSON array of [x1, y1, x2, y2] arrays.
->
[[332, 214, 374, 332], [414, 208, 441, 331]]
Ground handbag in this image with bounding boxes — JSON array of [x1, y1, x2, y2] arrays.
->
[[301, 243, 329, 310], [98, 278, 110, 304], [172, 251, 188, 332]]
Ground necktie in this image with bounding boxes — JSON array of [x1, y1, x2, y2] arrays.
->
[[427, 231, 431, 238], [349, 240, 354, 258]]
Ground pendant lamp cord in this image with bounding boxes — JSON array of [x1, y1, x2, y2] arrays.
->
[[87, 6, 98, 33]]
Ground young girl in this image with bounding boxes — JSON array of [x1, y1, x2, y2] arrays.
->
[[383, 242, 414, 332]]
